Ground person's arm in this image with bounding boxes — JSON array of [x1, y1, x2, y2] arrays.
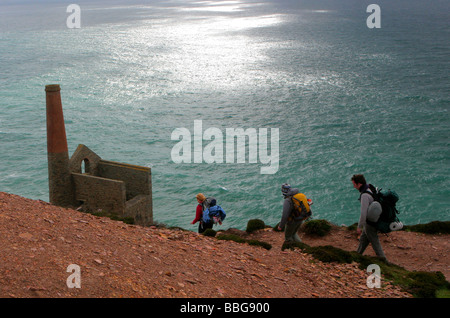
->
[[278, 199, 291, 230], [191, 205, 203, 224], [358, 193, 371, 230]]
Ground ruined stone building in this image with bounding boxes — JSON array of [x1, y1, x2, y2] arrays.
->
[[45, 84, 153, 226]]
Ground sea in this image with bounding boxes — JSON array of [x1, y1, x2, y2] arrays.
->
[[0, 0, 449, 231]]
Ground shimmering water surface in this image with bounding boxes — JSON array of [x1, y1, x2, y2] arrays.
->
[[1, 0, 449, 230]]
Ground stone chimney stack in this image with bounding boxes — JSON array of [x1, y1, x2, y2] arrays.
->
[[45, 84, 74, 207]]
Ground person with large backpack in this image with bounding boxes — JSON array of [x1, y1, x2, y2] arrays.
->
[[351, 174, 388, 262], [277, 183, 312, 243], [191, 193, 212, 233]]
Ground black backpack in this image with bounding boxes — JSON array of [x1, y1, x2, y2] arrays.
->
[[365, 184, 401, 233], [202, 197, 216, 211]]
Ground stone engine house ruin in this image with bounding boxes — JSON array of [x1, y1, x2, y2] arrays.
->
[[45, 84, 153, 226]]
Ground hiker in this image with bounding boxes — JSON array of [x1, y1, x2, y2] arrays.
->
[[351, 174, 388, 262], [191, 193, 212, 233], [277, 183, 306, 243]]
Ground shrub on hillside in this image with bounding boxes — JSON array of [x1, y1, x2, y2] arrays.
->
[[306, 245, 353, 263], [202, 229, 217, 237], [404, 221, 450, 234], [246, 219, 266, 233], [216, 234, 246, 243], [247, 240, 272, 250], [303, 219, 332, 237]]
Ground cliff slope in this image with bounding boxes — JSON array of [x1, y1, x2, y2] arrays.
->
[[1, 192, 447, 298]]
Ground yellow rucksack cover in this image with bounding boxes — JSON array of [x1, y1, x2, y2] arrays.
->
[[291, 193, 312, 220]]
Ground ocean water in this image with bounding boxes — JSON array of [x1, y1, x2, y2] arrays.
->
[[0, 0, 449, 231]]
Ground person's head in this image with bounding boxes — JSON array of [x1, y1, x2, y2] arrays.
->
[[351, 174, 366, 190], [281, 183, 291, 197], [196, 193, 206, 204]]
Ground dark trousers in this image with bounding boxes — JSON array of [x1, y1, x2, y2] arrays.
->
[[198, 221, 213, 233], [357, 223, 387, 260]]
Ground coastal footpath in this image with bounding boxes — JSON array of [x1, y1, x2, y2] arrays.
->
[[0, 191, 448, 298]]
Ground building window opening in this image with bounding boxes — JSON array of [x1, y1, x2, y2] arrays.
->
[[81, 158, 90, 174]]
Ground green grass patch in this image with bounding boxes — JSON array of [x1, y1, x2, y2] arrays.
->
[[281, 241, 310, 251], [247, 239, 272, 250], [87, 209, 135, 224], [307, 245, 354, 263], [436, 288, 450, 298], [346, 221, 450, 235], [202, 228, 217, 237], [303, 219, 332, 237], [403, 221, 450, 234], [280, 240, 450, 298], [216, 233, 272, 250], [246, 219, 266, 233], [216, 234, 247, 243], [405, 271, 450, 298]]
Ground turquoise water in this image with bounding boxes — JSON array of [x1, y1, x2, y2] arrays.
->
[[1, 0, 449, 231]]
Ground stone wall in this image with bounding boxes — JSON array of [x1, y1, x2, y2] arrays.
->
[[97, 160, 151, 200], [46, 85, 153, 227], [72, 172, 126, 216]]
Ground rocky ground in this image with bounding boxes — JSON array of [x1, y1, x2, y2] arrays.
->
[[0, 191, 448, 298]]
